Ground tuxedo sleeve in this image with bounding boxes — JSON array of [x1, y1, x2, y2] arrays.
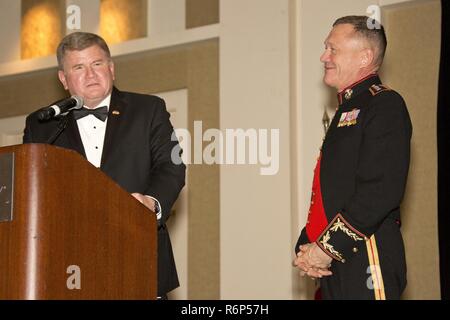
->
[[316, 91, 412, 262], [23, 115, 34, 143], [145, 98, 186, 226]]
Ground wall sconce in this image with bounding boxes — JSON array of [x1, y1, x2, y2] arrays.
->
[[21, 0, 64, 60]]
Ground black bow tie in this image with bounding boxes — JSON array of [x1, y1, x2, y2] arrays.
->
[[73, 106, 109, 122]]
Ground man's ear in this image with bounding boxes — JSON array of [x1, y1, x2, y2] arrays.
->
[[361, 48, 375, 68], [109, 61, 115, 81], [58, 70, 69, 90]]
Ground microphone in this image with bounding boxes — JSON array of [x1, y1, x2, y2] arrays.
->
[[37, 95, 84, 121]]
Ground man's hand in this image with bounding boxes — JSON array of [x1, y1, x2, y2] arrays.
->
[[293, 242, 333, 279], [300, 243, 333, 269], [132, 193, 156, 212]]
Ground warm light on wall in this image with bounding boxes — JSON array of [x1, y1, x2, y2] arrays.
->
[[100, 0, 147, 45], [21, 0, 63, 60]]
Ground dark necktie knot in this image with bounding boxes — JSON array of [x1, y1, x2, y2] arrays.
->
[[74, 106, 108, 121]]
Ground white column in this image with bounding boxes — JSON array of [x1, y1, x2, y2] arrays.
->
[[220, 0, 292, 299]]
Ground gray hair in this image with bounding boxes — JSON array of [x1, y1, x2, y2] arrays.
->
[[333, 15, 387, 68], [56, 32, 111, 70]]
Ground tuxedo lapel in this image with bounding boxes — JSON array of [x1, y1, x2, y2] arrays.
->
[[64, 112, 87, 158], [100, 88, 126, 169]]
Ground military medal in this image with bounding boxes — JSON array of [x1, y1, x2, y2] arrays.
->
[[338, 108, 360, 127]]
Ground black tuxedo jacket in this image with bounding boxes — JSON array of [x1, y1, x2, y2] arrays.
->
[[23, 87, 186, 296]]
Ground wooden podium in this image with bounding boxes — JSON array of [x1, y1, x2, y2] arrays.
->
[[0, 144, 156, 299]]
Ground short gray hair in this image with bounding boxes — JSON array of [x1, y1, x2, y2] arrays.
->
[[333, 15, 387, 68], [56, 32, 111, 70]]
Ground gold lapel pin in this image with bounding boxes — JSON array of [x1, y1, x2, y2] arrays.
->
[[112, 110, 120, 115]]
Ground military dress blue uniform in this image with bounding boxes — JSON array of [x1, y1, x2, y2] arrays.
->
[[296, 74, 412, 300]]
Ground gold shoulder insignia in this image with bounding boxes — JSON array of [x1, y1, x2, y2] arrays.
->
[[369, 84, 391, 96]]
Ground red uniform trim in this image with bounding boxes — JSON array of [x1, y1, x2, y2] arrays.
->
[[306, 154, 329, 242], [337, 73, 378, 104]]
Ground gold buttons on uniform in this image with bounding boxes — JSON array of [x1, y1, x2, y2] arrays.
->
[[353, 247, 359, 253]]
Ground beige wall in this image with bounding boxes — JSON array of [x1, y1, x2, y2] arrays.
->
[[148, 0, 186, 35], [381, 0, 441, 300], [186, 0, 219, 28], [0, 1, 21, 63], [220, 0, 293, 299]]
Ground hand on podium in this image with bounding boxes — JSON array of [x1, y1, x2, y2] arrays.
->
[[132, 193, 157, 212]]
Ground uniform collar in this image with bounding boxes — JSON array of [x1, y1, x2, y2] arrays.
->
[[337, 73, 379, 105]]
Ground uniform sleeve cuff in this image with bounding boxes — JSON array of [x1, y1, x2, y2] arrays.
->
[[316, 213, 367, 263]]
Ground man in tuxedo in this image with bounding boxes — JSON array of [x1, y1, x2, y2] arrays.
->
[[293, 16, 412, 299], [23, 32, 186, 299]]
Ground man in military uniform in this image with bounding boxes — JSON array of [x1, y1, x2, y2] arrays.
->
[[293, 16, 412, 300]]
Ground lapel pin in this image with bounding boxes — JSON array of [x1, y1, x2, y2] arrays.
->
[[112, 110, 120, 116], [344, 89, 353, 100]]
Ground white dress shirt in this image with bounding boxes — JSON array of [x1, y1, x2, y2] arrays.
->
[[76, 95, 110, 168]]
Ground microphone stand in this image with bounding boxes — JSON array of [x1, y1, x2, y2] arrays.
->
[[46, 114, 70, 145]]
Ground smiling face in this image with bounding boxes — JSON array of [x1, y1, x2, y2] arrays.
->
[[320, 24, 372, 92], [58, 45, 115, 108]]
